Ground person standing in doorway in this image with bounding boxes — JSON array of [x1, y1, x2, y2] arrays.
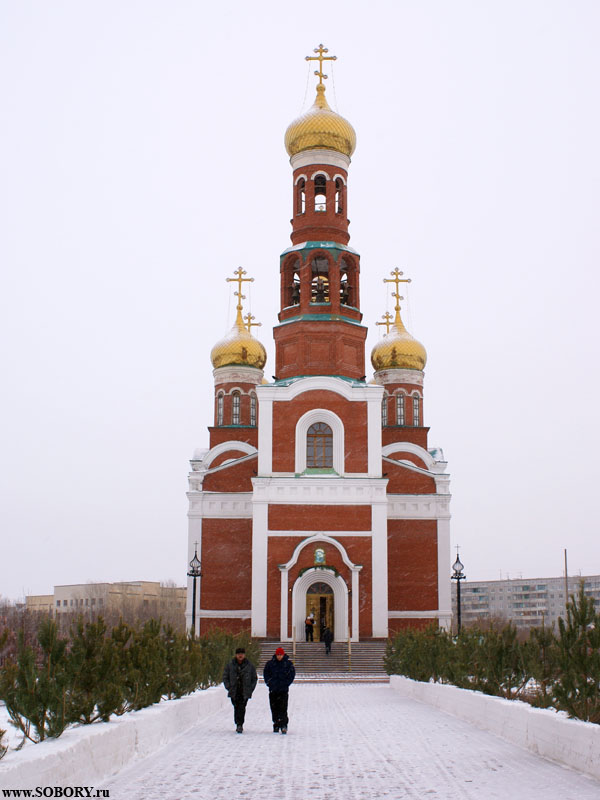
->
[[263, 646, 296, 734], [323, 626, 333, 655], [305, 614, 314, 641], [222, 647, 258, 733]]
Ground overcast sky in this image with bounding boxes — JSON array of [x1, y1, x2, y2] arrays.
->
[[1, 1, 599, 601]]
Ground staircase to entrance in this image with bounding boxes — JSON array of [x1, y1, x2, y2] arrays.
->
[[258, 639, 388, 681]]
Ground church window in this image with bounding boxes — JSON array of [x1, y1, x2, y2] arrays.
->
[[396, 394, 405, 425], [250, 393, 257, 426], [217, 393, 224, 426], [339, 258, 354, 306], [335, 178, 344, 214], [381, 396, 388, 426], [297, 178, 306, 214], [291, 272, 300, 305], [311, 257, 330, 303], [314, 174, 327, 211], [306, 422, 333, 468], [232, 392, 241, 425], [412, 394, 420, 426]]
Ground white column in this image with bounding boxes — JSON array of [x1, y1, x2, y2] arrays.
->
[[437, 517, 452, 630], [367, 387, 384, 476], [351, 568, 360, 641], [186, 513, 203, 636], [371, 501, 389, 636], [279, 566, 289, 641], [251, 500, 269, 637], [257, 395, 273, 475]]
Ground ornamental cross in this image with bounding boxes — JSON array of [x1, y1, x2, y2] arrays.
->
[[383, 268, 411, 312], [226, 267, 254, 312], [305, 44, 337, 86], [244, 312, 261, 333], [376, 311, 394, 334]]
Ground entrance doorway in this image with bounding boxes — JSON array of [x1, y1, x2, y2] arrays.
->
[[306, 581, 334, 641]]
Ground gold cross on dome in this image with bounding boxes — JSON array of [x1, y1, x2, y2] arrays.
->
[[376, 311, 394, 334], [305, 44, 337, 86], [244, 312, 261, 333], [226, 267, 254, 312], [383, 268, 411, 312]]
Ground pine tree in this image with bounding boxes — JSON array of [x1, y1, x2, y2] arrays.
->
[[0, 620, 69, 742], [526, 620, 559, 708], [66, 617, 108, 724], [555, 582, 600, 722]]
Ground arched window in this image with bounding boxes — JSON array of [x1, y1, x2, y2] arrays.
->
[[291, 272, 300, 305], [412, 394, 420, 427], [250, 393, 257, 426], [217, 393, 224, 426], [314, 174, 327, 212], [396, 394, 405, 426], [311, 256, 330, 303], [306, 422, 333, 468], [335, 178, 344, 214], [382, 396, 388, 426], [297, 178, 306, 215], [232, 391, 241, 425], [339, 258, 354, 307]]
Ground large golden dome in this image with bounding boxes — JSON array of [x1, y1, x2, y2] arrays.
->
[[285, 84, 356, 158], [371, 311, 427, 372], [211, 311, 267, 370]]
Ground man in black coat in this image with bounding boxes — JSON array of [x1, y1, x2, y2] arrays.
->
[[222, 647, 258, 733], [263, 646, 295, 734]]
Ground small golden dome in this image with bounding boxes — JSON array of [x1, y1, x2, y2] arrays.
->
[[371, 311, 427, 372], [285, 84, 356, 158], [211, 311, 267, 370]]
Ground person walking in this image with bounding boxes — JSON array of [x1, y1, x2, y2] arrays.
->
[[222, 647, 258, 733], [323, 626, 333, 655], [263, 646, 295, 734]]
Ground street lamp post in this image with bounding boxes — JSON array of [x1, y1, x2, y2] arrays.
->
[[187, 545, 202, 639], [451, 550, 466, 634]]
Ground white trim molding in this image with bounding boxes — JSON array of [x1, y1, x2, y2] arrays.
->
[[389, 610, 452, 620], [199, 609, 251, 618], [201, 441, 258, 470], [291, 149, 350, 170], [310, 169, 331, 180], [295, 409, 344, 474], [294, 173, 308, 185]]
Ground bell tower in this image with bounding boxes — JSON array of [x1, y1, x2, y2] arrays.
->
[[274, 46, 367, 381]]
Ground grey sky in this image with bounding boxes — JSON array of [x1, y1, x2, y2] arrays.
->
[[1, 1, 599, 600]]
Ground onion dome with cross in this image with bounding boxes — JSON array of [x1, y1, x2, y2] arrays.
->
[[285, 44, 356, 158], [371, 269, 427, 372], [210, 268, 267, 370]]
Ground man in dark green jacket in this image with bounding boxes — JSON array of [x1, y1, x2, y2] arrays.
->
[[222, 647, 258, 733]]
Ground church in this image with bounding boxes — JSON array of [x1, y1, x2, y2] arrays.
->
[[186, 47, 451, 642]]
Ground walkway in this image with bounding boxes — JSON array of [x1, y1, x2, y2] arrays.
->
[[102, 683, 600, 800]]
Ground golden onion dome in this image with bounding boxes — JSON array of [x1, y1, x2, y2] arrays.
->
[[371, 310, 427, 372], [210, 310, 267, 370], [285, 84, 356, 158]]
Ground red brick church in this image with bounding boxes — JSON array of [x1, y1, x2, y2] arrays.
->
[[186, 47, 451, 641]]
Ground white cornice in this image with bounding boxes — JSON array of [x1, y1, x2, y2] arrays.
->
[[389, 610, 452, 619], [291, 149, 350, 170], [372, 368, 424, 387], [387, 494, 451, 520], [257, 376, 383, 403], [213, 366, 264, 386], [252, 476, 389, 504]]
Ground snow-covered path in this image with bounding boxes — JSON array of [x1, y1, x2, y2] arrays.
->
[[102, 683, 600, 800]]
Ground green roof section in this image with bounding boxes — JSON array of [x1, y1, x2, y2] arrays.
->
[[280, 240, 360, 261]]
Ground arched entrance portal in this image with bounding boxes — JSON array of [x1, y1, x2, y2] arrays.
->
[[292, 568, 348, 643], [306, 581, 334, 641]]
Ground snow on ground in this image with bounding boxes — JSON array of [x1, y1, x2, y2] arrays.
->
[[102, 683, 600, 800]]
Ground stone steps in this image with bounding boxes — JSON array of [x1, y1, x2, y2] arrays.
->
[[258, 640, 388, 675]]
